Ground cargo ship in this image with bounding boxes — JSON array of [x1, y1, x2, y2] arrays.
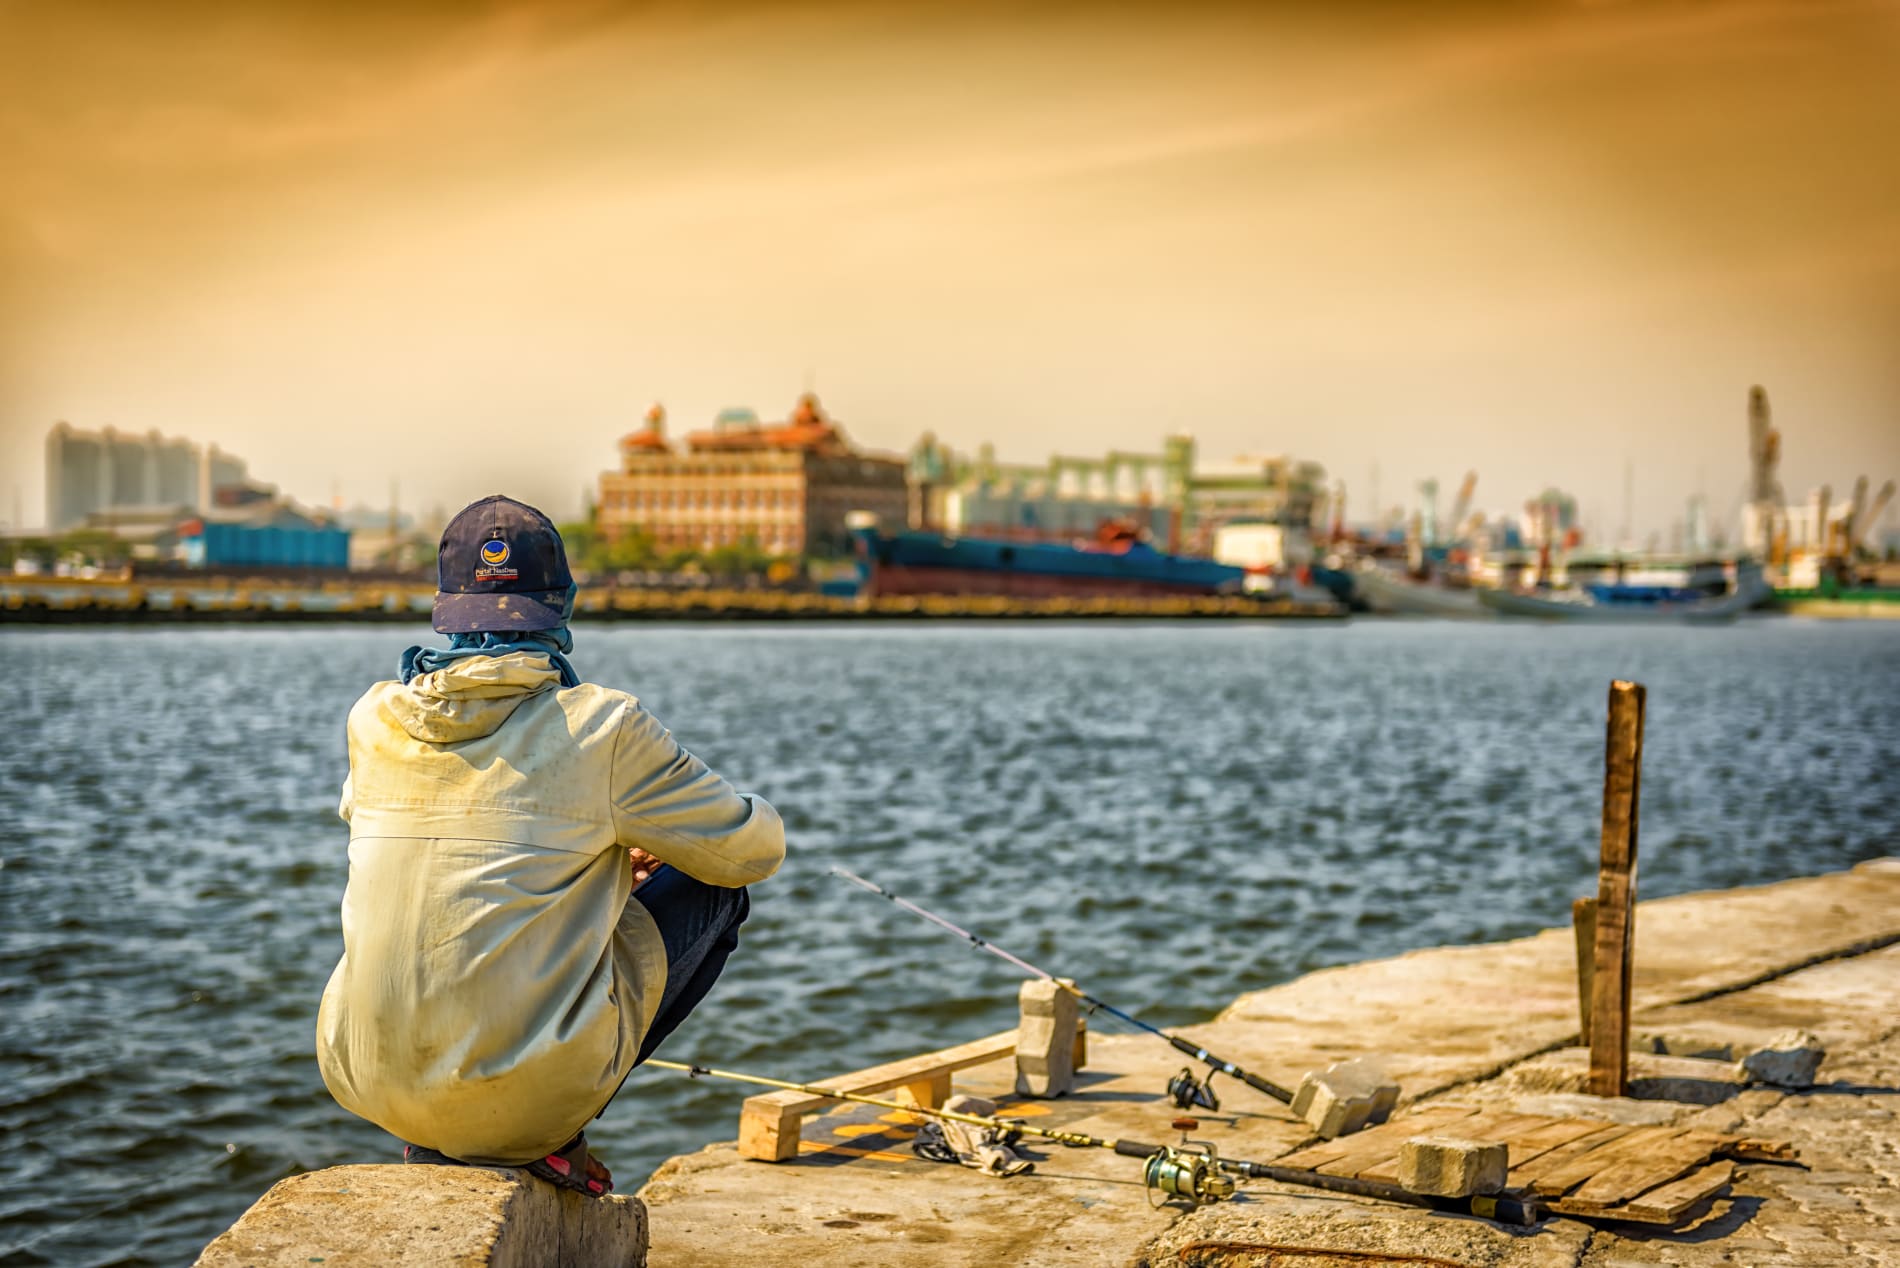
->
[[850, 521, 1245, 598]]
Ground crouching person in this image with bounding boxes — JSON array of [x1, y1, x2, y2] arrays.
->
[[317, 495, 784, 1195]]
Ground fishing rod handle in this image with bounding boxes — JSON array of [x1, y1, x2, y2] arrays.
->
[[1224, 1161, 1542, 1226], [1234, 1069, 1296, 1106], [1114, 1140, 1163, 1158], [1167, 1035, 1215, 1062]]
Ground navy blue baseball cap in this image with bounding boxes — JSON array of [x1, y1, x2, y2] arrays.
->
[[432, 495, 574, 634]]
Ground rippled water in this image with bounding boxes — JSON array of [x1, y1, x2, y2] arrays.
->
[[1, 619, 1896, 1264]]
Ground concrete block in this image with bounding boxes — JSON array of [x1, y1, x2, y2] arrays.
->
[[1738, 1029, 1826, 1089], [1397, 1136, 1510, 1198], [195, 1164, 647, 1268], [1015, 977, 1080, 1097], [1292, 1057, 1400, 1139]]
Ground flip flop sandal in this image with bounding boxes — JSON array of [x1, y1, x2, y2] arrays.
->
[[524, 1133, 611, 1198]]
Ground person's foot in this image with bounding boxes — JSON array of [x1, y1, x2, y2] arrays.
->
[[526, 1133, 611, 1197]]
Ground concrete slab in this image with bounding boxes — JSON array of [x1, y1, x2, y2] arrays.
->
[[195, 1165, 647, 1268], [1152, 942, 1900, 1267], [635, 861, 1900, 1266]]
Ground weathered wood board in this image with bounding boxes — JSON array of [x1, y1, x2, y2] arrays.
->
[[1271, 1103, 1790, 1226]]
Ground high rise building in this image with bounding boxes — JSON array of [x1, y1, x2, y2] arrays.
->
[[44, 422, 259, 530]]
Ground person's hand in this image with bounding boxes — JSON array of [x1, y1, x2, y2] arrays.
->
[[628, 848, 661, 891]]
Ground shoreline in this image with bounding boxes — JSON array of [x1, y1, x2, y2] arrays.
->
[[2, 578, 1343, 623]]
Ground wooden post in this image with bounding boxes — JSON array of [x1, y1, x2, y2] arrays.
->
[[1571, 896, 1597, 1045], [1587, 680, 1646, 1097]]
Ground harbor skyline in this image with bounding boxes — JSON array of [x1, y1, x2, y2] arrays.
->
[[3, 0, 1897, 540]]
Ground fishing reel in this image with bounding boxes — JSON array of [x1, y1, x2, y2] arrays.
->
[[1167, 1067, 1220, 1112], [1142, 1118, 1238, 1208]]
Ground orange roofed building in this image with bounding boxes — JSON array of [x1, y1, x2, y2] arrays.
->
[[596, 394, 908, 556]]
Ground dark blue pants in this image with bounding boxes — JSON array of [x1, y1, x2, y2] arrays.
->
[[626, 864, 751, 1065]]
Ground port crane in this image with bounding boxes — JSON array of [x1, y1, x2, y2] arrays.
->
[[1447, 471, 1478, 544]]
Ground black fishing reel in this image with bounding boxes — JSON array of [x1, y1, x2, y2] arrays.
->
[[1142, 1118, 1238, 1208], [1167, 1066, 1220, 1112]]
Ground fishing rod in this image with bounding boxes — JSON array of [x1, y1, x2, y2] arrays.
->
[[644, 1057, 1543, 1224], [830, 866, 1294, 1113]]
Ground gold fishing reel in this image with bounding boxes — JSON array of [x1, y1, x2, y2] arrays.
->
[[1142, 1118, 1238, 1208]]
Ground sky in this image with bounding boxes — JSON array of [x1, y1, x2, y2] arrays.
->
[[3, 0, 1897, 542]]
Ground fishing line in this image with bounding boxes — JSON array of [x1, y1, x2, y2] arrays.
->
[[830, 867, 1295, 1113]]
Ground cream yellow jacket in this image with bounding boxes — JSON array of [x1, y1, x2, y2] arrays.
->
[[316, 653, 783, 1164]]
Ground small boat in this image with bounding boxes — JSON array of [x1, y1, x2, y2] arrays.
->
[[1352, 563, 1489, 618], [1476, 572, 1772, 623]]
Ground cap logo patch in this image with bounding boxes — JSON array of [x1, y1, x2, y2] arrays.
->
[[476, 537, 519, 581]]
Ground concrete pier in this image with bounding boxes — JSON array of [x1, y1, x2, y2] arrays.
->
[[192, 861, 1898, 1264], [635, 859, 1900, 1266]]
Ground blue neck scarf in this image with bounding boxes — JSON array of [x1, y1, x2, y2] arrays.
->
[[399, 586, 581, 689]]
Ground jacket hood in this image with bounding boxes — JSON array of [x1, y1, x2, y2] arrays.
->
[[383, 652, 563, 744]]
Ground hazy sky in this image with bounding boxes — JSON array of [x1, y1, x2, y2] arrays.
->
[[4, 0, 1897, 540]]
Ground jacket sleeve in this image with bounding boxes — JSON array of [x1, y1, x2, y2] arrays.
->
[[610, 702, 785, 887]]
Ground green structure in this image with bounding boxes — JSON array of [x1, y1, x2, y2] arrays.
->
[[908, 432, 1324, 554]]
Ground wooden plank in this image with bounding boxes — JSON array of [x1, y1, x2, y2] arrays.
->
[[1588, 680, 1646, 1098], [1273, 1105, 1477, 1172], [1615, 1161, 1734, 1223], [1496, 1117, 1625, 1171], [1352, 1112, 1552, 1185], [736, 1028, 1020, 1162], [1559, 1131, 1727, 1210], [1360, 1117, 1611, 1186], [1506, 1124, 1633, 1191], [1723, 1135, 1798, 1162], [737, 1096, 805, 1162], [1572, 897, 1597, 1044], [1316, 1107, 1507, 1177], [1525, 1125, 1685, 1198]]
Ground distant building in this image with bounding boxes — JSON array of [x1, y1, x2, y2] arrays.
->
[[333, 504, 444, 572], [1744, 488, 1852, 559], [178, 504, 351, 570], [596, 395, 908, 556], [908, 433, 1325, 554], [40, 422, 349, 569], [1187, 452, 1328, 550], [44, 422, 262, 531]]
